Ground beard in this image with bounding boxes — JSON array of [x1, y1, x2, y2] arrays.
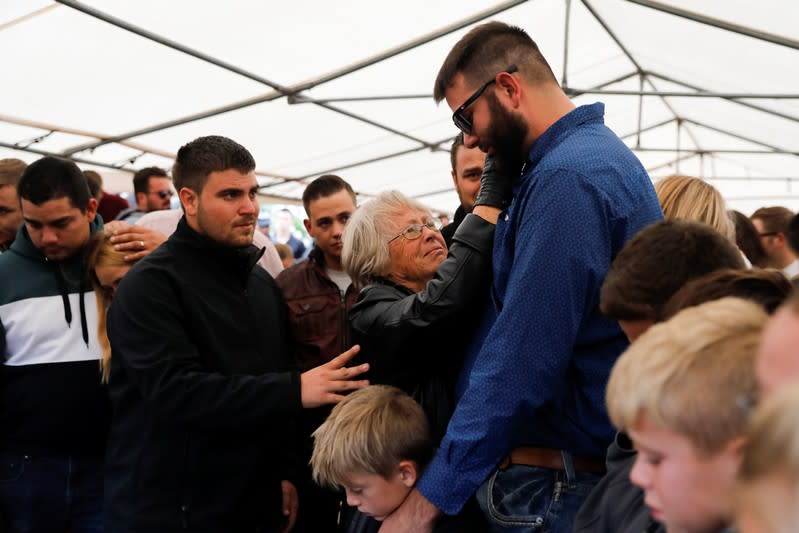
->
[[485, 92, 528, 176]]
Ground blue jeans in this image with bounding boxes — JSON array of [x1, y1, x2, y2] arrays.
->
[[0, 451, 103, 533], [476, 455, 602, 533]]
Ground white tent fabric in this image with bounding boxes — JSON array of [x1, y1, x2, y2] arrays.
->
[[2, 0, 798, 215]]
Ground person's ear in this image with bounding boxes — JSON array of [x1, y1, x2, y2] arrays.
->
[[135, 191, 147, 208], [397, 460, 418, 488], [303, 219, 312, 233], [496, 70, 522, 108], [85, 197, 98, 222], [179, 187, 198, 217]]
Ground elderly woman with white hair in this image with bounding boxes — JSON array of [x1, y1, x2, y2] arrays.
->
[[342, 158, 512, 444], [338, 162, 511, 533]]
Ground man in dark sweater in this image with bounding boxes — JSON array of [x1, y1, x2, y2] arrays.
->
[[0, 156, 107, 532], [104, 136, 368, 532]]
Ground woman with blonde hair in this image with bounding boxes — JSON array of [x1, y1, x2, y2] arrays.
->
[[655, 174, 736, 242], [85, 231, 139, 382]]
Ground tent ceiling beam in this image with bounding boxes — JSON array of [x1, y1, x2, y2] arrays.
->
[[0, 140, 302, 202], [645, 70, 799, 124], [54, 0, 434, 155], [0, 4, 59, 33], [624, 0, 799, 51], [56, 0, 523, 157], [297, 87, 799, 105], [259, 134, 456, 192], [681, 118, 793, 154], [633, 147, 799, 156], [581, 0, 704, 155], [565, 89, 799, 99]]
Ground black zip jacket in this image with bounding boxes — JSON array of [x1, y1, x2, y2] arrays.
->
[[349, 213, 495, 441], [104, 217, 302, 532]]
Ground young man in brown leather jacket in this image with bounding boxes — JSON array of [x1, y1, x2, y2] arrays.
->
[[276, 174, 358, 532]]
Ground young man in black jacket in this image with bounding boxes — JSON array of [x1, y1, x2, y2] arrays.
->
[[105, 135, 368, 533]]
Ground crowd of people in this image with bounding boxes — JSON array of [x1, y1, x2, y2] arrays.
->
[[1, 20, 799, 533]]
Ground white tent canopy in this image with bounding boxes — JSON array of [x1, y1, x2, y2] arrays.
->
[[2, 0, 798, 215]]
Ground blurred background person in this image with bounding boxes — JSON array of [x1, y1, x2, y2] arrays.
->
[[275, 242, 293, 270], [274, 208, 306, 259], [0, 158, 26, 253], [440, 133, 486, 246], [115, 166, 173, 224], [736, 383, 799, 533], [729, 210, 769, 268], [655, 174, 735, 242], [83, 169, 129, 223], [750, 206, 798, 278]]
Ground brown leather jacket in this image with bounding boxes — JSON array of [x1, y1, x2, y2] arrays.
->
[[276, 247, 358, 372]]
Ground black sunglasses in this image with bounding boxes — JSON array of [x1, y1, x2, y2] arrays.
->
[[152, 190, 173, 199], [452, 65, 518, 134]]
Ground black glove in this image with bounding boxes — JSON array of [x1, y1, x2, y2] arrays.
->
[[472, 155, 516, 210]]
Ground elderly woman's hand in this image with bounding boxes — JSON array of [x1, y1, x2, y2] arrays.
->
[[472, 154, 517, 210]]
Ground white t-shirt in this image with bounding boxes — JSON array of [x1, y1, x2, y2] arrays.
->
[[326, 267, 352, 296]]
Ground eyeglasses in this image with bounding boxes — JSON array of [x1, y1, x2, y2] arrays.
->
[[151, 190, 173, 199], [388, 221, 442, 243], [452, 65, 518, 134]]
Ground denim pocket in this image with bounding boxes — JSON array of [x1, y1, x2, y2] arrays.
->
[[483, 465, 553, 529], [479, 465, 602, 533], [0, 452, 28, 483]]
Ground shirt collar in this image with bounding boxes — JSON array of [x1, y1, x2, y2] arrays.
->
[[523, 102, 606, 174]]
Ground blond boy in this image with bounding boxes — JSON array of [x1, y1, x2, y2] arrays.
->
[[736, 383, 799, 533], [312, 386, 486, 532], [606, 298, 767, 533], [311, 385, 433, 523]]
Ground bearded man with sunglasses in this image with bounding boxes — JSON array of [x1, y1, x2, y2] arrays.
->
[[378, 22, 663, 533], [115, 166, 174, 224]]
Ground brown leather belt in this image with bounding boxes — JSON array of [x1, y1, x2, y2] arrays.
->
[[498, 447, 606, 474]]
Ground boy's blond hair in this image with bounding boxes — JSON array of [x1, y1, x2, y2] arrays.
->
[[311, 385, 432, 488], [607, 297, 766, 455], [736, 384, 799, 533]]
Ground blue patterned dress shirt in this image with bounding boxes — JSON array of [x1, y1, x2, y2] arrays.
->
[[417, 103, 664, 515]]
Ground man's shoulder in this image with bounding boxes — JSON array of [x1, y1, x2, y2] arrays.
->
[[0, 251, 52, 305]]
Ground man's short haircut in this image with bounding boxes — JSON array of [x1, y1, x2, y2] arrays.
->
[[310, 385, 433, 488], [172, 136, 255, 194], [83, 170, 103, 200], [342, 191, 434, 289], [301, 174, 356, 217], [661, 268, 792, 320], [730, 210, 769, 267], [655, 175, 735, 242], [751, 206, 795, 235], [433, 21, 557, 103], [449, 133, 464, 172], [132, 166, 169, 195], [0, 158, 27, 187], [607, 297, 766, 455], [17, 156, 91, 210], [600, 220, 745, 321]]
